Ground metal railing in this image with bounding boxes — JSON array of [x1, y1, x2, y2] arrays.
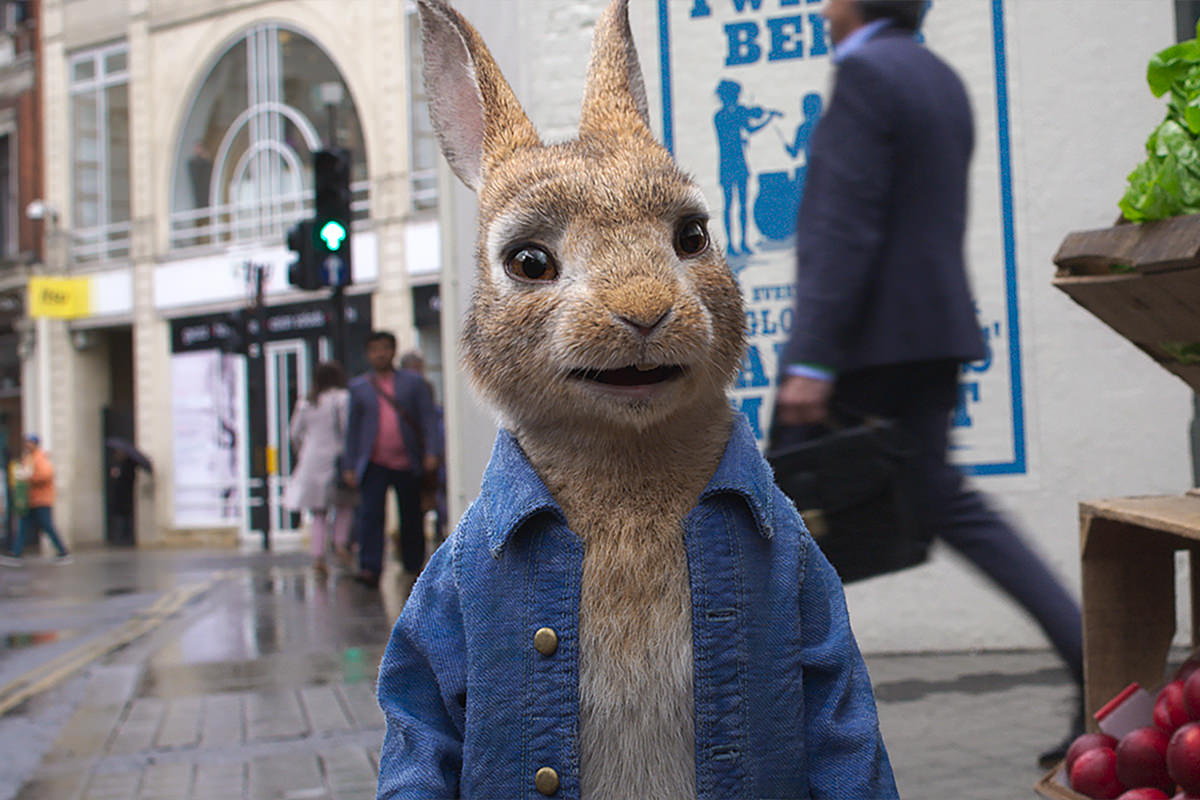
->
[[73, 174, 440, 262], [167, 180, 371, 255], [412, 169, 438, 211], [71, 220, 133, 263]]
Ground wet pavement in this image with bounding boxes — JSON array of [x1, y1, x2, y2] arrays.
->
[[0, 546, 1079, 799]]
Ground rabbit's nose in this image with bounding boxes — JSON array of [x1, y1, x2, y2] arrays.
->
[[606, 277, 675, 337], [618, 309, 672, 338]]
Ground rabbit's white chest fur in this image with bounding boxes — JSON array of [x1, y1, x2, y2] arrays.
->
[[576, 511, 696, 800]]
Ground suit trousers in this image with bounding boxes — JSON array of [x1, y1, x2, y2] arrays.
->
[[772, 360, 1083, 686], [358, 463, 424, 576]]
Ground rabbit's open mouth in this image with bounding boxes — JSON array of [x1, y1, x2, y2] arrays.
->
[[571, 365, 685, 387]]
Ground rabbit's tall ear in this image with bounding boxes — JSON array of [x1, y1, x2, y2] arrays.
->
[[579, 0, 652, 140], [417, 0, 541, 190]]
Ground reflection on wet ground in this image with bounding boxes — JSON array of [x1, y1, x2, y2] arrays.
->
[[154, 565, 395, 667], [2, 630, 78, 651]]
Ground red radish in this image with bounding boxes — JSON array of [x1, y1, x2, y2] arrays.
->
[[1169, 722, 1200, 794], [1186, 670, 1200, 720], [1117, 727, 1174, 794], [1117, 789, 1169, 800], [1069, 732, 1121, 772], [1158, 681, 1192, 734], [1071, 747, 1125, 799]]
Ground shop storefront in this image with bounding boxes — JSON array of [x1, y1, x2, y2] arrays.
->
[[168, 294, 371, 544]]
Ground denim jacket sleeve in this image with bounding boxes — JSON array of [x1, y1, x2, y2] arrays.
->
[[376, 540, 466, 799], [799, 540, 898, 799]]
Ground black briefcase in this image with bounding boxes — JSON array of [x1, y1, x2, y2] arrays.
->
[[767, 419, 928, 583]]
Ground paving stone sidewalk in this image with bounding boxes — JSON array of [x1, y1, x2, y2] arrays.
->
[[16, 662, 383, 800]]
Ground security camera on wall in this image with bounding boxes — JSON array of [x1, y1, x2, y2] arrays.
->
[[25, 200, 61, 224]]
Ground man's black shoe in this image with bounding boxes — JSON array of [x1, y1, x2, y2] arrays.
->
[[1038, 701, 1085, 769], [355, 571, 380, 589], [1037, 734, 1071, 770]]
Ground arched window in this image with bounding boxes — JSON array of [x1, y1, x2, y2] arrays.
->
[[170, 24, 367, 251]]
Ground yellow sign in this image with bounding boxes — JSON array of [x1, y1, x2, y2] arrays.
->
[[28, 277, 91, 320]]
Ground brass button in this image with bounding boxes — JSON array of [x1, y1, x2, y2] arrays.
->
[[535, 767, 560, 795], [534, 627, 559, 656]]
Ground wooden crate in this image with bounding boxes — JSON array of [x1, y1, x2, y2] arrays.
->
[[1034, 764, 1086, 800], [1054, 213, 1200, 393]]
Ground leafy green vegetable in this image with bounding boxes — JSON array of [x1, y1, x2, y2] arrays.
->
[[1147, 40, 1200, 97], [1161, 342, 1200, 365], [1120, 22, 1200, 220]]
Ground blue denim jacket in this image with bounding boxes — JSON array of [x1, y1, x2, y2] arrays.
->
[[377, 416, 897, 799]]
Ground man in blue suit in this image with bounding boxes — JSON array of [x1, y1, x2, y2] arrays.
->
[[343, 331, 440, 587], [771, 0, 1083, 766]]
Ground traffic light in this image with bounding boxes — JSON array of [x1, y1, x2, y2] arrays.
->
[[312, 148, 352, 287], [286, 219, 321, 291]]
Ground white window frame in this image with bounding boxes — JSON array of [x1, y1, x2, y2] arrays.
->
[[0, 118, 18, 261], [68, 41, 132, 264], [405, 4, 438, 212], [2, 2, 19, 35], [167, 24, 371, 254]]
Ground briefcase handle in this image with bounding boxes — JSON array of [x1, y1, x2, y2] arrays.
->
[[826, 403, 919, 460]]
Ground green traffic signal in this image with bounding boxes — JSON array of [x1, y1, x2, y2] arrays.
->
[[319, 220, 347, 251]]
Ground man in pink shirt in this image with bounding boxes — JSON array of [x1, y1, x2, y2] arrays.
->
[[343, 332, 440, 587]]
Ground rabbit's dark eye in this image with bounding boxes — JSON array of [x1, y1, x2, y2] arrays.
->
[[675, 218, 709, 257], [504, 245, 559, 283]]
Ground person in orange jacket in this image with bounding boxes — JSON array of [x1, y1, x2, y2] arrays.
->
[[0, 435, 71, 566]]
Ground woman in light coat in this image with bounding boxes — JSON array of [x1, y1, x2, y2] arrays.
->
[[285, 361, 354, 573]]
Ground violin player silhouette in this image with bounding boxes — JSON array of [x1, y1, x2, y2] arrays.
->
[[714, 79, 782, 256], [713, 83, 825, 250]]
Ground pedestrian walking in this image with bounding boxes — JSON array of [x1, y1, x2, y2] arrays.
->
[[0, 435, 71, 566], [342, 332, 439, 588], [285, 361, 355, 575], [769, 0, 1084, 767]]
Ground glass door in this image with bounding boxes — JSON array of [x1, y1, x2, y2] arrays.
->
[[265, 339, 310, 539]]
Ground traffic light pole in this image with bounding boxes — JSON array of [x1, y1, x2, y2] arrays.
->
[[331, 284, 347, 369], [252, 262, 270, 552]]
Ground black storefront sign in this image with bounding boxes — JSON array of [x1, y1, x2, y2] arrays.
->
[[171, 295, 371, 354]]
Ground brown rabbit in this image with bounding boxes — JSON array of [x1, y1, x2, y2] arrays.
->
[[375, 2, 896, 798]]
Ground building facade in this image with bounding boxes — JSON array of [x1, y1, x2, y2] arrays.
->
[[0, 0, 41, 546], [31, 0, 440, 548]]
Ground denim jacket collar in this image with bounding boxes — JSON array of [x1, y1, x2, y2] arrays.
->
[[480, 413, 775, 556], [696, 412, 776, 539], [478, 430, 564, 557]]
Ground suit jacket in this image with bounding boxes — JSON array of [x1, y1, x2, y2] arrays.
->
[[783, 28, 987, 374], [344, 369, 440, 482]]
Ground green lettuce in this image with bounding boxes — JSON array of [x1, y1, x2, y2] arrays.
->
[[1120, 20, 1200, 221]]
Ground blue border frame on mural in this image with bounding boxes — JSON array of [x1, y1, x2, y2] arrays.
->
[[657, 0, 1027, 477]]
